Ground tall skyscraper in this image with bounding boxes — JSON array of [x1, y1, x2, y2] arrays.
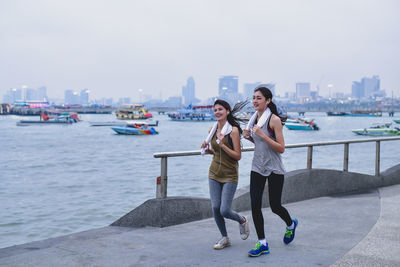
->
[[64, 90, 80, 105], [80, 89, 90, 105], [361, 75, 380, 97], [296, 82, 311, 100], [351, 81, 363, 99], [2, 88, 22, 104], [219, 76, 238, 97], [182, 77, 195, 106], [25, 88, 37, 101], [351, 75, 381, 99]]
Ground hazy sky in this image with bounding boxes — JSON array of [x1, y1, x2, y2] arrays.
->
[[1, 0, 399, 101]]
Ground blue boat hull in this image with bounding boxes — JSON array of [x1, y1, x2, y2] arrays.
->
[[111, 126, 158, 135]]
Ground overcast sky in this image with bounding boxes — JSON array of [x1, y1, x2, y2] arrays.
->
[[1, 0, 399, 101]]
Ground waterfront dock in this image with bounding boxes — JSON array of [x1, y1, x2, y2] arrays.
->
[[1, 184, 399, 266]]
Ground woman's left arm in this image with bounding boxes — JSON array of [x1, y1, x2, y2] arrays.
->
[[254, 115, 285, 153], [219, 127, 242, 161]]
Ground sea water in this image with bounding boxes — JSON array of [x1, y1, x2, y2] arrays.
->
[[1, 112, 400, 248]]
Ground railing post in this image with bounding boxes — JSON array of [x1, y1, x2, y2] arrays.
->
[[343, 143, 349, 172], [375, 141, 380, 176], [307, 146, 313, 169], [156, 156, 168, 198]]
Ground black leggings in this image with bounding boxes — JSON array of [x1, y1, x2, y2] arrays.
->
[[250, 171, 292, 240]]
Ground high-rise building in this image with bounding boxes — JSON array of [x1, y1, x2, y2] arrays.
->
[[80, 89, 90, 105], [64, 90, 80, 105], [182, 77, 195, 106], [2, 88, 22, 104], [219, 76, 238, 97], [218, 76, 240, 104], [243, 82, 261, 100], [351, 75, 381, 99], [351, 81, 363, 99], [296, 82, 311, 100], [361, 75, 380, 97], [25, 88, 37, 101]]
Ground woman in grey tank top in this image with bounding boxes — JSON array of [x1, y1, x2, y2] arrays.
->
[[243, 86, 298, 257]]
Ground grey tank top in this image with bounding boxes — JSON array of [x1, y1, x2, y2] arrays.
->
[[251, 114, 286, 176]]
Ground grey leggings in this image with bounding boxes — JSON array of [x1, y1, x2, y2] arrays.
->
[[209, 178, 243, 237]]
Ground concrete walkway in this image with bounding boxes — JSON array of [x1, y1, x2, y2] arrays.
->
[[1, 185, 400, 267]]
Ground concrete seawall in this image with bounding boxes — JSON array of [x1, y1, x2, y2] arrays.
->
[[112, 164, 400, 228]]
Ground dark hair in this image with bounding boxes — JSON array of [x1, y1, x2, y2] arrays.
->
[[254, 86, 287, 122], [213, 99, 248, 134]]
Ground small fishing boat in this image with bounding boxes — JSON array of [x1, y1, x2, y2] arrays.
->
[[285, 122, 318, 131], [352, 128, 400, 136], [352, 123, 400, 136], [111, 122, 158, 135], [285, 117, 319, 131]]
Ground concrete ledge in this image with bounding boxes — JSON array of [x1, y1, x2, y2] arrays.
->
[[111, 197, 212, 227], [112, 164, 400, 228]]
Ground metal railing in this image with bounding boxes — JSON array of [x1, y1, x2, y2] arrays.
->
[[153, 136, 400, 198]]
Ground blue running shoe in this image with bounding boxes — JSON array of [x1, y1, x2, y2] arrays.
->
[[283, 218, 298, 244], [248, 242, 270, 257]]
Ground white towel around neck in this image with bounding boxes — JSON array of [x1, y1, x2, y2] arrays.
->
[[245, 108, 271, 137], [201, 121, 232, 155]]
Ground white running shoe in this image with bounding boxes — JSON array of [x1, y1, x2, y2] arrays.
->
[[213, 236, 231, 250], [239, 216, 250, 240]]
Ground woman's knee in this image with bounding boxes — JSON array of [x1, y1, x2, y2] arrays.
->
[[220, 207, 231, 218], [212, 205, 221, 215], [270, 202, 282, 214]]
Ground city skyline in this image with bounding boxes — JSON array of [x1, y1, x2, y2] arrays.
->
[[1, 0, 399, 100], [2, 74, 392, 106]]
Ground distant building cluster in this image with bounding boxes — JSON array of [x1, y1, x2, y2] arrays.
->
[[64, 89, 91, 105], [3, 86, 48, 103], [352, 75, 384, 99]]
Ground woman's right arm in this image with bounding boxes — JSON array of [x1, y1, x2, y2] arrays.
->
[[200, 126, 214, 154]]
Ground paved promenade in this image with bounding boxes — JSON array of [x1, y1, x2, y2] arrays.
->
[[1, 184, 400, 267]]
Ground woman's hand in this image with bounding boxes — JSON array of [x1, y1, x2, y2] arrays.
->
[[201, 141, 208, 149], [201, 141, 213, 154], [252, 125, 264, 137], [243, 129, 251, 139], [216, 132, 224, 146]]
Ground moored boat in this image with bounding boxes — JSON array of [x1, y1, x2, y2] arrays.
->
[[111, 126, 158, 135], [115, 104, 153, 120], [285, 122, 317, 131], [168, 105, 215, 121], [111, 122, 158, 135], [352, 122, 400, 136], [352, 128, 400, 136], [284, 117, 319, 131], [17, 112, 80, 126]]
